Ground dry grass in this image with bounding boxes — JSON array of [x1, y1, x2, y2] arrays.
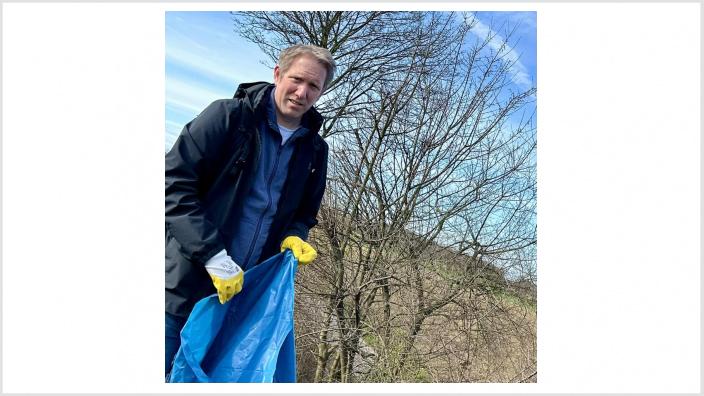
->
[[292, 227, 536, 383]]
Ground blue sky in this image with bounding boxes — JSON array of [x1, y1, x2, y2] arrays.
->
[[165, 11, 537, 151], [471, 11, 537, 89]]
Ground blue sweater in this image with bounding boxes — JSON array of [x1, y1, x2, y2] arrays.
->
[[228, 88, 308, 270]]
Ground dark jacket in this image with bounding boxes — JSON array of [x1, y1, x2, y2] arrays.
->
[[165, 81, 328, 318]]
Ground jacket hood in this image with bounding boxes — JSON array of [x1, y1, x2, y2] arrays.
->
[[234, 81, 324, 134]]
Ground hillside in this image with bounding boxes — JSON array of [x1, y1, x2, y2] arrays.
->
[[291, 225, 537, 383]]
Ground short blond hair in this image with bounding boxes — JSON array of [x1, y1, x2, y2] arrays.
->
[[278, 44, 336, 91]]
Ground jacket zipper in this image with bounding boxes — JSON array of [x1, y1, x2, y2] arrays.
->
[[243, 139, 283, 267]]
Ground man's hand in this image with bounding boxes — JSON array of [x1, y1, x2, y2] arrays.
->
[[205, 250, 244, 304], [280, 236, 317, 265]]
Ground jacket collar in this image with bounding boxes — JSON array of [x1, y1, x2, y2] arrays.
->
[[234, 81, 324, 134]]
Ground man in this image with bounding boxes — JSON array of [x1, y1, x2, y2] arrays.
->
[[164, 44, 335, 378]]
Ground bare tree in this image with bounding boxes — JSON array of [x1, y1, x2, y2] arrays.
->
[[235, 11, 536, 382]]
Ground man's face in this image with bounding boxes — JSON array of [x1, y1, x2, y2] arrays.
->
[[273, 54, 327, 127]]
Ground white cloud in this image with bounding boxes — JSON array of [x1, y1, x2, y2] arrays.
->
[[165, 21, 273, 89], [165, 77, 227, 115], [467, 12, 534, 89], [507, 11, 537, 30], [167, 46, 250, 86]]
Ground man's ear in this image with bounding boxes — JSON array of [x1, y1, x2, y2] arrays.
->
[[273, 65, 281, 82]]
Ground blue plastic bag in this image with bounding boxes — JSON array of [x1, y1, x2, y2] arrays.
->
[[168, 250, 298, 383]]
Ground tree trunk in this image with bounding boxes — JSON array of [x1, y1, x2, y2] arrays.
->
[[382, 279, 391, 342], [314, 309, 333, 382], [328, 349, 341, 382], [395, 313, 427, 377]]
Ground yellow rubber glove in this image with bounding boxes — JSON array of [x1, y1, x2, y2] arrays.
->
[[208, 272, 243, 304], [280, 236, 317, 265], [205, 250, 244, 304]]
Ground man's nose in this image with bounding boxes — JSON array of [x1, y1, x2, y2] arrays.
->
[[295, 85, 307, 99]]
